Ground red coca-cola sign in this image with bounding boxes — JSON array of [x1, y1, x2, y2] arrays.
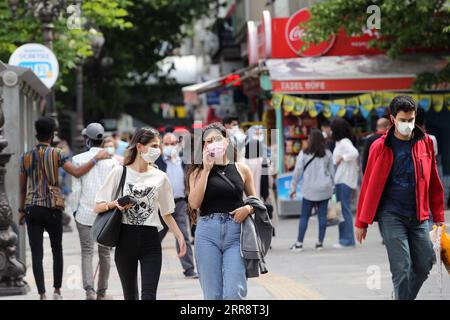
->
[[285, 8, 336, 57]]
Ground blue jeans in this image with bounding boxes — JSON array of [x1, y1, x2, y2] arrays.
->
[[195, 213, 247, 300], [378, 211, 434, 300], [335, 184, 356, 246], [297, 198, 329, 244]]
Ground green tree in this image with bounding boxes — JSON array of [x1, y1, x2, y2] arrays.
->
[[300, 0, 450, 90], [72, 0, 217, 121], [0, 0, 132, 93]]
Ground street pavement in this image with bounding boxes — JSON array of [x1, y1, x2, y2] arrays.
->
[[2, 211, 450, 300]]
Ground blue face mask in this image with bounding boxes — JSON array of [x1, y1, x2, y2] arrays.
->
[[163, 145, 176, 158]]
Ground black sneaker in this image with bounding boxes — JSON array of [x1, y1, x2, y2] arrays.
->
[[184, 270, 199, 279], [315, 243, 324, 251], [290, 243, 304, 252]]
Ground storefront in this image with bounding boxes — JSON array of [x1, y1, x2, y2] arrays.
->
[[245, 9, 450, 215]]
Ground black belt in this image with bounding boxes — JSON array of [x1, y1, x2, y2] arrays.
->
[[175, 197, 187, 203]]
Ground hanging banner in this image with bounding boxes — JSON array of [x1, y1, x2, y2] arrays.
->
[[375, 107, 387, 118], [418, 94, 431, 112], [283, 95, 296, 112], [382, 92, 394, 108], [359, 93, 374, 111], [432, 94, 444, 112], [322, 101, 332, 118], [445, 94, 450, 111], [333, 99, 346, 117], [293, 97, 306, 115], [314, 101, 324, 114], [307, 100, 318, 118], [372, 92, 383, 109], [271, 94, 283, 110], [359, 105, 371, 119]]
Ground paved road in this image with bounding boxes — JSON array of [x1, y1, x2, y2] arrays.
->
[[2, 211, 449, 300]]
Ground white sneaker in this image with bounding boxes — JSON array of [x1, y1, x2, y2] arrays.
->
[[290, 243, 304, 252], [53, 293, 63, 300], [333, 243, 356, 249]]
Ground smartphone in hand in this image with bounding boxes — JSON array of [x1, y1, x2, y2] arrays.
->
[[117, 195, 137, 207]]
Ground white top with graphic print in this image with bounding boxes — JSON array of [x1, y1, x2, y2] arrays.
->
[[95, 165, 175, 231]]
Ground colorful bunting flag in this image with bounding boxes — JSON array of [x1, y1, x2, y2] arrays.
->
[[322, 101, 332, 118], [432, 94, 444, 113], [359, 94, 374, 111], [308, 100, 318, 118], [359, 105, 371, 119], [418, 94, 431, 112], [382, 92, 394, 108], [293, 97, 306, 116], [283, 95, 295, 113], [271, 94, 283, 110], [445, 94, 450, 111], [375, 107, 387, 119], [271, 91, 442, 119], [372, 92, 383, 109]]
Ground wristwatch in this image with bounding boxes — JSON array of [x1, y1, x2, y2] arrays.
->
[[92, 157, 98, 165]]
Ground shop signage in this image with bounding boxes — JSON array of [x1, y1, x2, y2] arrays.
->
[[285, 8, 336, 57], [9, 43, 59, 88]]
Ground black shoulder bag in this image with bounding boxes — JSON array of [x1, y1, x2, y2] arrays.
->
[[91, 166, 127, 247]]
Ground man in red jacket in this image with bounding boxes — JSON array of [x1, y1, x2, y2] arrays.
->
[[355, 95, 445, 300]]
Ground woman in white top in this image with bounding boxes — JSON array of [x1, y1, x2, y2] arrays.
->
[[331, 118, 359, 248], [94, 128, 186, 300]]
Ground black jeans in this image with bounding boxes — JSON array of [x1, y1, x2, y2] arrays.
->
[[25, 206, 63, 294], [115, 224, 162, 300]]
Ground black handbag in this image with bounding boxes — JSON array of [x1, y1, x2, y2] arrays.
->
[[91, 166, 127, 247]]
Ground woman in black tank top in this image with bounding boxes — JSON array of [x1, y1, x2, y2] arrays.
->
[[187, 123, 256, 300]]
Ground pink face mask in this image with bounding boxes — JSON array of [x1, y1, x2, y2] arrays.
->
[[207, 141, 226, 158]]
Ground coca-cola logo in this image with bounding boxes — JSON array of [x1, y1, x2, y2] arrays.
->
[[285, 8, 336, 57]]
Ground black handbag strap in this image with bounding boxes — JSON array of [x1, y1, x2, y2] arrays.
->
[[303, 153, 317, 173], [114, 166, 127, 200], [212, 166, 243, 204]]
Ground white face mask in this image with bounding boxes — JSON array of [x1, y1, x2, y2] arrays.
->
[[140, 147, 161, 163], [395, 120, 415, 136], [105, 146, 115, 155]]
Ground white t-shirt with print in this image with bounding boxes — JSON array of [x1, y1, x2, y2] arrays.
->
[[95, 165, 175, 231]]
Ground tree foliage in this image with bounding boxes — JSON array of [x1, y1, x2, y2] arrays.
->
[[301, 0, 450, 90], [0, 0, 132, 92]]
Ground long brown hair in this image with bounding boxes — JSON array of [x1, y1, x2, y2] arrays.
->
[[124, 127, 160, 166], [304, 128, 327, 158], [185, 122, 238, 223]]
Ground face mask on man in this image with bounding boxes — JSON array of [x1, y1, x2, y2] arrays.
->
[[140, 147, 161, 163], [163, 145, 177, 158], [395, 119, 415, 136], [105, 146, 115, 155]]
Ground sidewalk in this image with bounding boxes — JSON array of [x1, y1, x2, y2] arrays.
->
[[2, 211, 450, 300], [1, 218, 274, 300]]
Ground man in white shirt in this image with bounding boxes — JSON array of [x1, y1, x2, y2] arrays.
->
[[156, 133, 198, 279], [70, 123, 119, 300]]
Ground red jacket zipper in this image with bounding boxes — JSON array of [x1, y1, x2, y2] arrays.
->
[[412, 144, 421, 221]]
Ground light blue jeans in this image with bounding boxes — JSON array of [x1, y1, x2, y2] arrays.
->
[[195, 213, 247, 300], [336, 183, 356, 246]]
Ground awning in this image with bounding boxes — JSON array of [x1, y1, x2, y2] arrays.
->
[[266, 54, 449, 94], [182, 77, 226, 105], [182, 64, 263, 104]]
